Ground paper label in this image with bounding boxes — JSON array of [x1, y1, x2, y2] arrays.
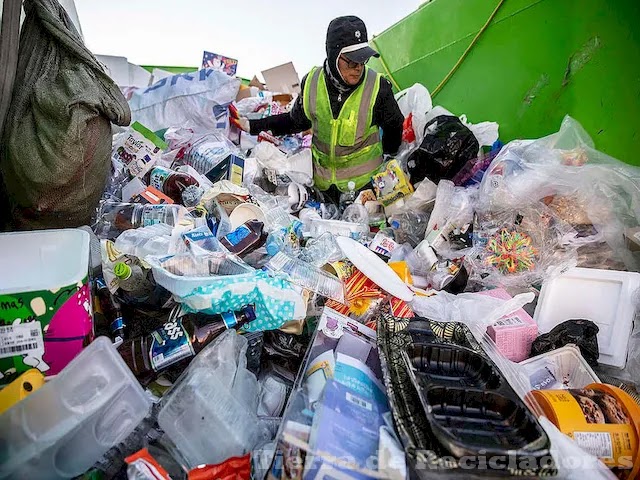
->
[[149, 320, 195, 371], [573, 432, 613, 459], [494, 315, 527, 328], [345, 391, 373, 411], [148, 167, 171, 191], [0, 323, 45, 360], [223, 225, 251, 246], [369, 233, 399, 257], [529, 367, 557, 390]]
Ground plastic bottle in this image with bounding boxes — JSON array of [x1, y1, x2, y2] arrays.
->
[[299, 232, 343, 267], [338, 181, 357, 212], [145, 166, 200, 204], [118, 306, 256, 381], [265, 221, 304, 257], [341, 203, 369, 226], [220, 220, 268, 256], [93, 278, 126, 340], [389, 211, 430, 246], [114, 263, 155, 299], [94, 202, 191, 239]]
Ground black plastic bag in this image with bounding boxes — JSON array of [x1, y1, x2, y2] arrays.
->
[[407, 115, 479, 184], [531, 319, 600, 367]]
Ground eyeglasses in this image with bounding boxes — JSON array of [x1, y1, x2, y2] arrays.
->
[[339, 55, 367, 69]]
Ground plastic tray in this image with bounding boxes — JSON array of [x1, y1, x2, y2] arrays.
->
[[534, 267, 640, 368], [424, 387, 547, 458], [403, 338, 550, 460], [0, 337, 151, 479], [518, 345, 600, 390]]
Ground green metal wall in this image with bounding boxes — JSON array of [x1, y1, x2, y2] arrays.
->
[[369, 0, 640, 166]]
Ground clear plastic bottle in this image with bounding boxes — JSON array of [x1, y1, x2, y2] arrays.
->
[[94, 202, 191, 239], [338, 181, 357, 212], [265, 221, 304, 257], [341, 203, 370, 227], [299, 232, 343, 267], [113, 262, 155, 298], [389, 211, 430, 246]]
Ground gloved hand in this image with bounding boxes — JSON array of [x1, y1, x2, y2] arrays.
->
[[230, 116, 251, 133], [228, 104, 251, 132]]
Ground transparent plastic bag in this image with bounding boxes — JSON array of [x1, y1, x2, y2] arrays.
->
[[466, 204, 578, 288], [479, 116, 640, 271]]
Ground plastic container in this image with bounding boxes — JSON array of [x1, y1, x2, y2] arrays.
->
[[0, 229, 92, 382], [534, 267, 640, 368], [529, 383, 640, 475], [147, 255, 254, 298], [404, 340, 550, 461], [158, 332, 267, 468], [0, 337, 151, 479], [265, 252, 345, 304], [229, 203, 266, 230], [518, 345, 600, 390]]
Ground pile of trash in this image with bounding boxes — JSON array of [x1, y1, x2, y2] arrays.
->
[[1, 68, 640, 480]]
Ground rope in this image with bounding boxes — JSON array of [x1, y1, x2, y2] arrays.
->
[[371, 36, 401, 91], [431, 0, 506, 98]]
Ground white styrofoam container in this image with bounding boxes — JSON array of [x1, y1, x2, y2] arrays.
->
[[518, 345, 600, 390], [534, 267, 640, 368]]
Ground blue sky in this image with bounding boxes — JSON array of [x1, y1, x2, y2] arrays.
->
[[74, 0, 421, 79]]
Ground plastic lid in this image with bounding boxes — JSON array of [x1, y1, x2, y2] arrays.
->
[[347, 181, 356, 191], [113, 262, 132, 281]]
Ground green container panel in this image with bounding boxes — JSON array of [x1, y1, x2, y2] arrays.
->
[[369, 0, 640, 166]]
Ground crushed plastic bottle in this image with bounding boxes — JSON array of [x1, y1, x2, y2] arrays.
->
[[265, 220, 304, 257], [341, 203, 369, 227], [389, 211, 430, 247], [299, 232, 343, 267], [94, 202, 191, 240], [338, 181, 357, 212]]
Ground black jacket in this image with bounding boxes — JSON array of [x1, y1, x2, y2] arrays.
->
[[249, 71, 404, 155]]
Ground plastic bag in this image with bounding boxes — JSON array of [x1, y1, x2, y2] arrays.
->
[[178, 270, 306, 331], [394, 83, 433, 146], [129, 69, 240, 132], [479, 116, 640, 271], [0, 0, 131, 229], [407, 115, 480, 184], [466, 203, 578, 288], [424, 106, 500, 148], [531, 319, 600, 367]]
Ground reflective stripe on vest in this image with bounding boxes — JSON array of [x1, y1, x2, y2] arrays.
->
[[303, 67, 383, 191]]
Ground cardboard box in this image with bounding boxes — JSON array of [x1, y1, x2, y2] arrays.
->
[[130, 186, 174, 205], [262, 62, 301, 94], [204, 154, 245, 186]]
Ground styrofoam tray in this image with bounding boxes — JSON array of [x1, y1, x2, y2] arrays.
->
[[533, 267, 640, 368], [518, 345, 600, 390]]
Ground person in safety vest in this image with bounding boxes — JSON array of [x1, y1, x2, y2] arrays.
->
[[234, 16, 404, 203]]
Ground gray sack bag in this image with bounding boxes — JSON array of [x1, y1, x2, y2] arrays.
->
[[0, 0, 130, 229]]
